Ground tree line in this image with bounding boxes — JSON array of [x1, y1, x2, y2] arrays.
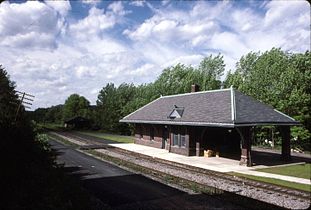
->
[[0, 66, 100, 208], [30, 48, 310, 150]]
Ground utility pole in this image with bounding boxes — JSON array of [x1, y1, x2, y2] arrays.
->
[[14, 91, 35, 122]]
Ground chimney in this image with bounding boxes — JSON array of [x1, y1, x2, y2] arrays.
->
[[191, 84, 200, 92]]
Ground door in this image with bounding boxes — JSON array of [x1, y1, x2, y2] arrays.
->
[[162, 126, 168, 149]]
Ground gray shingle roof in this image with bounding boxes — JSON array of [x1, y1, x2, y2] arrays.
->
[[120, 87, 299, 127]]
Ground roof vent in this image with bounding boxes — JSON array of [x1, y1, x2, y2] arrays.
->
[[168, 105, 184, 119]]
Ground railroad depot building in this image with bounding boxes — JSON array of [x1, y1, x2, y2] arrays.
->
[[120, 85, 299, 166]]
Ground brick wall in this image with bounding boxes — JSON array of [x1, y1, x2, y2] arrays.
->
[[134, 124, 163, 149]]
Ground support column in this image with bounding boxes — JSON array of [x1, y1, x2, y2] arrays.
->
[[196, 127, 206, 156], [237, 127, 252, 167], [280, 126, 291, 161]]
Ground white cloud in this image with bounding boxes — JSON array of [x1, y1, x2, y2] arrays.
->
[[0, 0, 309, 109], [0, 1, 63, 49], [108, 1, 129, 15], [69, 7, 116, 39], [210, 32, 249, 58], [45, 0, 71, 16], [75, 66, 97, 78], [124, 3, 220, 47], [81, 0, 99, 6], [121, 0, 310, 91], [129, 63, 155, 76], [161, 0, 170, 6], [130, 1, 145, 7], [163, 54, 204, 68]]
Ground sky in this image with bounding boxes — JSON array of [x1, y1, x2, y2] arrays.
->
[[0, 0, 310, 109]]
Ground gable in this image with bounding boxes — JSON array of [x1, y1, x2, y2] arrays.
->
[[168, 106, 184, 119]]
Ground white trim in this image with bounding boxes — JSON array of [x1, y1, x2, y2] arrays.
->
[[161, 88, 230, 99], [119, 119, 235, 127], [121, 97, 162, 120], [230, 86, 236, 122], [120, 119, 300, 127], [234, 122, 300, 126], [274, 109, 297, 122]]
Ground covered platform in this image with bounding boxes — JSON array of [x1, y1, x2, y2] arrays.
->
[[120, 86, 300, 167]]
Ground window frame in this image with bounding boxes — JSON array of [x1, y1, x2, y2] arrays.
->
[[171, 126, 187, 148], [173, 133, 179, 146]]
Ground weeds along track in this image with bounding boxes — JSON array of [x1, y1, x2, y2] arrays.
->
[[52, 131, 311, 210]]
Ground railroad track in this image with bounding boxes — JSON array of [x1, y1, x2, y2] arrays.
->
[[51, 131, 311, 209]]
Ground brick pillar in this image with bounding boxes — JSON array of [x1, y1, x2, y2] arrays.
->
[[238, 127, 252, 167], [280, 126, 291, 161]]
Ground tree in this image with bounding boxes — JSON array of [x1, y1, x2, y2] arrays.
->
[[63, 94, 90, 120], [153, 55, 225, 96], [96, 55, 226, 134], [0, 65, 19, 127], [96, 83, 119, 131], [224, 48, 311, 150], [198, 54, 225, 90], [153, 64, 195, 96], [96, 83, 138, 133]]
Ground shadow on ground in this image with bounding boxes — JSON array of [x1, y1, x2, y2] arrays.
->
[[252, 150, 311, 166], [62, 165, 285, 210]]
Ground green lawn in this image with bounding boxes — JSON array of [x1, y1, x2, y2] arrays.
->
[[256, 163, 311, 179], [38, 123, 64, 131], [230, 172, 311, 192], [78, 131, 134, 143]]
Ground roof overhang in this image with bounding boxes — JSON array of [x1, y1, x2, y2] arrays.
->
[[119, 119, 300, 127], [120, 119, 235, 128]]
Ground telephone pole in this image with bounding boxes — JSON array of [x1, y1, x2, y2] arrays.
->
[[14, 91, 35, 122]]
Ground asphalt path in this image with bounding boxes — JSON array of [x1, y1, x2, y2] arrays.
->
[[49, 139, 247, 210]]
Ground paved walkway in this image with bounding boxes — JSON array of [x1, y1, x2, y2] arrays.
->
[[110, 143, 311, 185]]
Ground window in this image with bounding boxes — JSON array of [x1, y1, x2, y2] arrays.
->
[[168, 106, 184, 119], [172, 127, 187, 148], [180, 135, 186, 147], [173, 133, 178, 146]]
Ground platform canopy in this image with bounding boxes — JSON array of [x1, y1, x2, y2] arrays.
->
[[120, 87, 299, 127]]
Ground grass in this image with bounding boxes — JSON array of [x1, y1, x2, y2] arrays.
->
[[256, 163, 311, 179], [41, 123, 63, 129], [230, 172, 311, 192], [47, 133, 79, 148], [77, 131, 134, 143]]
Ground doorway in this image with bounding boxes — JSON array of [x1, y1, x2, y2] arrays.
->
[[162, 126, 168, 149]]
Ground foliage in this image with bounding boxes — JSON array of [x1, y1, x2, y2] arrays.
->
[[198, 54, 225, 90], [0, 65, 19, 127], [95, 55, 225, 134], [29, 105, 64, 124], [0, 67, 97, 209], [224, 49, 311, 150], [96, 83, 136, 134], [153, 54, 225, 95], [63, 93, 90, 120]]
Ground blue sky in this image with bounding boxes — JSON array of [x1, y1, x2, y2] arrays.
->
[[0, 0, 309, 109]]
